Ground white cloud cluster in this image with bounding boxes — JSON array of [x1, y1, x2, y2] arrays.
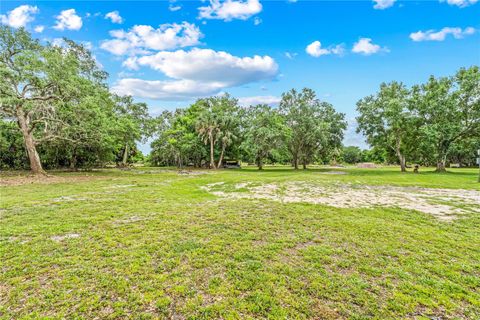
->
[[238, 95, 281, 107], [306, 41, 344, 57], [198, 0, 262, 21], [372, 0, 396, 9], [100, 22, 202, 55], [0, 5, 38, 28], [112, 79, 225, 100], [105, 11, 123, 24], [440, 0, 478, 7], [352, 38, 387, 55], [54, 9, 83, 31], [410, 27, 475, 41], [114, 48, 278, 100]]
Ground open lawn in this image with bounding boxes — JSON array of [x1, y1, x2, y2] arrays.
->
[[1, 167, 479, 319]]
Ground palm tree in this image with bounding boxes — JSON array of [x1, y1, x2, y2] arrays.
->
[[196, 111, 219, 169]]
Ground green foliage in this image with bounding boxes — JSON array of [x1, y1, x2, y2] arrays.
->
[[280, 88, 347, 169], [241, 104, 287, 169], [341, 146, 363, 164], [357, 66, 480, 171], [0, 26, 151, 171]]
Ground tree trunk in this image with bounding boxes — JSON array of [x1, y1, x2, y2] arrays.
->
[[293, 153, 298, 170], [395, 138, 406, 172], [257, 157, 263, 170], [436, 153, 447, 172], [122, 143, 129, 166], [209, 132, 216, 169], [16, 108, 45, 175], [70, 154, 78, 171], [302, 158, 307, 170], [217, 143, 225, 169], [399, 154, 406, 173]]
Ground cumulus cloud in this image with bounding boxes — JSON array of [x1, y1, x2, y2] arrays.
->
[[306, 41, 345, 57], [105, 11, 123, 24], [112, 78, 224, 100], [54, 9, 83, 31], [253, 17, 262, 25], [0, 5, 38, 28], [440, 0, 478, 7], [352, 38, 388, 55], [238, 95, 281, 107], [198, 0, 262, 21], [100, 22, 202, 55], [410, 27, 475, 41], [372, 0, 396, 9], [125, 48, 278, 85], [116, 48, 278, 100]]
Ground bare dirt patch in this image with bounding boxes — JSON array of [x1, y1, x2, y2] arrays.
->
[[0, 174, 103, 187], [202, 182, 480, 221]]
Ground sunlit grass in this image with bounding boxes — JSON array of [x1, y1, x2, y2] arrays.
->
[[1, 166, 479, 319]]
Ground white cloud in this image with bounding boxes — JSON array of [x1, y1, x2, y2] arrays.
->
[[372, 0, 396, 9], [54, 9, 83, 31], [199, 0, 262, 21], [105, 11, 123, 24], [34, 25, 45, 33], [100, 22, 202, 55], [116, 48, 278, 100], [127, 48, 278, 85], [352, 38, 387, 55], [169, 5, 182, 11], [238, 95, 281, 107], [306, 41, 345, 57], [253, 17, 262, 25], [440, 0, 478, 7], [112, 78, 224, 100], [410, 27, 475, 41], [0, 5, 38, 28]]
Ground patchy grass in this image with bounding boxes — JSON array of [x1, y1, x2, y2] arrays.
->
[[1, 166, 479, 319]]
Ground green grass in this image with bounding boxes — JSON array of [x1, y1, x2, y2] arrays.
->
[[1, 166, 479, 319]]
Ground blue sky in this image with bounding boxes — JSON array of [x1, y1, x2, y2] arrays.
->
[[1, 0, 479, 151]]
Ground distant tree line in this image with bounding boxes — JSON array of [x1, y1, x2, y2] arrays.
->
[[150, 88, 347, 170], [355, 66, 480, 172]]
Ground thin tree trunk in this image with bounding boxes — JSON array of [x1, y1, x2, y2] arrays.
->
[[209, 132, 216, 169], [399, 154, 406, 172], [122, 143, 129, 166], [16, 107, 45, 175], [70, 154, 78, 171], [395, 138, 406, 172], [302, 158, 307, 170], [217, 143, 225, 169], [293, 153, 298, 170]]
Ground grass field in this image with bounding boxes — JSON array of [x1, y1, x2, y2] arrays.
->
[[1, 166, 479, 319]]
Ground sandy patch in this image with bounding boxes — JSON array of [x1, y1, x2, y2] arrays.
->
[[202, 182, 480, 221], [0, 174, 103, 187], [50, 233, 80, 242]]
